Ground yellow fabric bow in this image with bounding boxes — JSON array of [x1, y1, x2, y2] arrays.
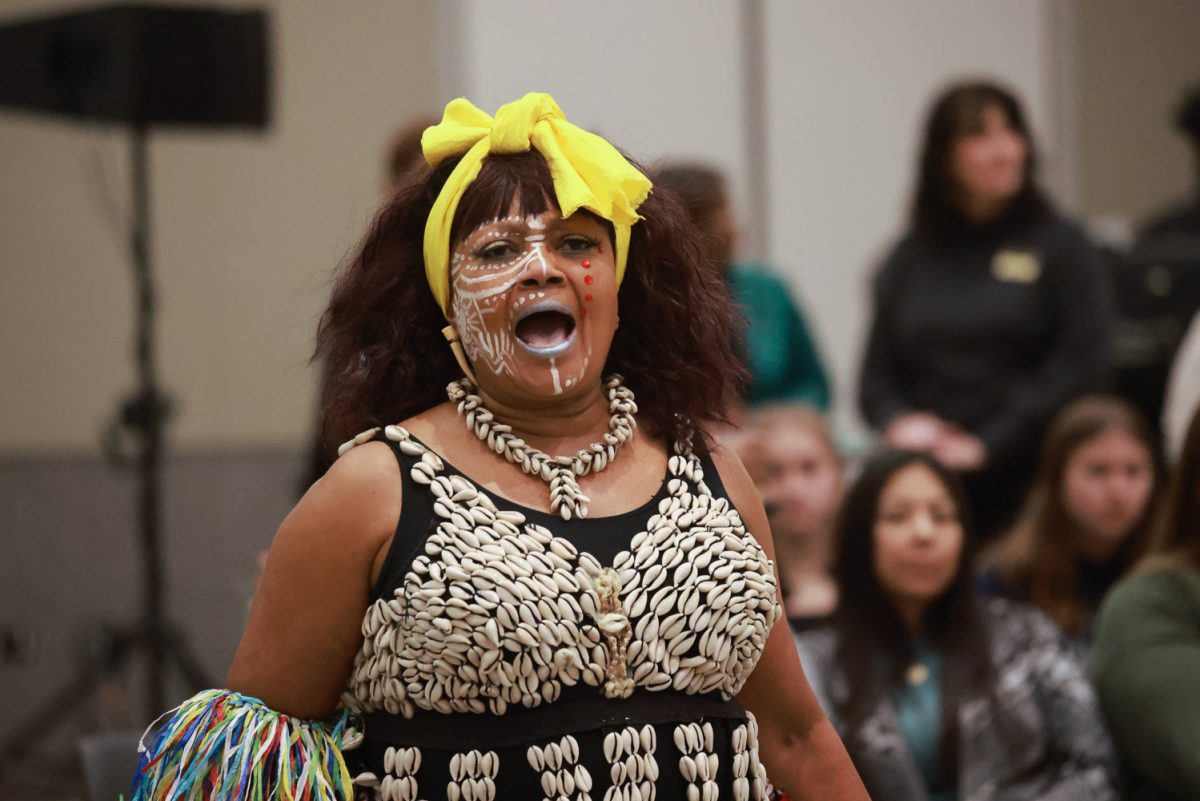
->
[[421, 92, 652, 316]]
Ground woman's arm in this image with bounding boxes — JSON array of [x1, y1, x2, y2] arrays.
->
[[226, 440, 402, 718], [131, 441, 401, 799], [1012, 604, 1118, 801], [859, 247, 912, 429], [1093, 571, 1200, 799], [712, 445, 870, 801]]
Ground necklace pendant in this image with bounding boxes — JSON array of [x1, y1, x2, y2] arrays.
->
[[905, 662, 930, 685], [449, 375, 632, 522]]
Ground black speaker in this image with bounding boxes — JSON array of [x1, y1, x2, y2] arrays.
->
[[0, 3, 270, 128]]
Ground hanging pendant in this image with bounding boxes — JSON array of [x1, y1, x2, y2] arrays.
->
[[448, 375, 637, 520]]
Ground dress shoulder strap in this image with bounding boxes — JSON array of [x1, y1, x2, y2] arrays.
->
[[338, 425, 442, 602]]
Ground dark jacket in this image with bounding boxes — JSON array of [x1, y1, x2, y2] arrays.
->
[[796, 599, 1118, 801], [859, 215, 1110, 463]]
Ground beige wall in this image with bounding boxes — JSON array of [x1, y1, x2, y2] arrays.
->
[[1076, 0, 1200, 230], [762, 0, 1058, 438], [0, 0, 439, 453], [14, 2, 1181, 453]]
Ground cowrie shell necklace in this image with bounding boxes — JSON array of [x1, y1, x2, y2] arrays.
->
[[447, 374, 637, 520]]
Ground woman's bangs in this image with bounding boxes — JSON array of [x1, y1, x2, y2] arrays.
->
[[450, 152, 558, 245]]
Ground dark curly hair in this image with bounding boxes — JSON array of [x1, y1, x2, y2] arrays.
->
[[315, 148, 748, 452]]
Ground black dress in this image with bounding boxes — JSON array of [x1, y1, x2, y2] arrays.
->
[[338, 425, 783, 801]]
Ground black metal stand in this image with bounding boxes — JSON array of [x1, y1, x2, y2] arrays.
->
[[0, 125, 212, 772]]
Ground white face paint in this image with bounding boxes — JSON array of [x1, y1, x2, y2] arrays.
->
[[450, 215, 548, 377], [448, 206, 618, 400]]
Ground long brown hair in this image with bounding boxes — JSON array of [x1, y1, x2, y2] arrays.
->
[[913, 80, 1050, 244], [315, 149, 747, 451], [987, 396, 1162, 634], [831, 450, 994, 792], [1142, 403, 1200, 573]]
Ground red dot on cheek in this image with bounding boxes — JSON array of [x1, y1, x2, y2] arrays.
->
[[581, 260, 591, 269], [597, 244, 604, 254], [585, 294, 593, 302], [584, 275, 594, 285], [581, 308, 588, 317]]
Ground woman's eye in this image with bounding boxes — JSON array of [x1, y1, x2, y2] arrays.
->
[[932, 508, 959, 524], [477, 240, 516, 260], [560, 235, 597, 253]]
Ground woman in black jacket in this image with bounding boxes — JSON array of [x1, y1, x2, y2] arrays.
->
[[860, 80, 1111, 539]]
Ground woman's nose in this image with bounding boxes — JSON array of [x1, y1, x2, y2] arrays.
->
[[517, 242, 567, 289], [910, 511, 936, 542]]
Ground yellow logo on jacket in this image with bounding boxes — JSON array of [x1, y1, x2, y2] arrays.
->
[[991, 249, 1041, 283]]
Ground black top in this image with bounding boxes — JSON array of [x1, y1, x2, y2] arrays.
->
[[341, 431, 780, 801], [370, 434, 729, 603], [860, 214, 1111, 462]]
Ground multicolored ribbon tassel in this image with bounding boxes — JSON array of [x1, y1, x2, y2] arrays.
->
[[129, 689, 353, 801]]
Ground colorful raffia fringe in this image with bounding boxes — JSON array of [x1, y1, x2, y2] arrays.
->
[[129, 689, 353, 801]]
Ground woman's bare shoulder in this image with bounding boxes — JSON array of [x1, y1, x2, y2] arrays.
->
[[298, 439, 403, 556]]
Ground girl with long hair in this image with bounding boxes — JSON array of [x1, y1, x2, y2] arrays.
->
[[980, 396, 1161, 641], [797, 449, 1116, 801]]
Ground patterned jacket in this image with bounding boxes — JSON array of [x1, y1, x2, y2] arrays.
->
[[795, 598, 1118, 801]]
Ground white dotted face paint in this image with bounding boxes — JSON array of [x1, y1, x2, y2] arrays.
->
[[447, 207, 619, 397]]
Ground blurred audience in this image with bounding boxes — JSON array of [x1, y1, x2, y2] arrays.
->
[[1092, 403, 1200, 801], [860, 80, 1110, 540], [796, 449, 1117, 801], [1111, 85, 1200, 445], [979, 396, 1161, 643], [1134, 83, 1200, 251], [655, 163, 830, 410], [382, 114, 439, 192], [1163, 310, 1200, 463], [738, 405, 842, 629]]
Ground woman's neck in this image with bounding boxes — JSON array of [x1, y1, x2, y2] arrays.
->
[[892, 597, 929, 636], [958, 193, 1009, 225], [474, 381, 614, 453], [1072, 527, 1128, 565], [776, 529, 831, 577]]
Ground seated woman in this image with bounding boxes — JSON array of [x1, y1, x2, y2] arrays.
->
[[737, 405, 842, 630], [1092, 403, 1200, 801], [796, 449, 1117, 801], [980, 396, 1161, 643], [130, 93, 867, 801]]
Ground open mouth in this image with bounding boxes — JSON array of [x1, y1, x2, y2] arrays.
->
[[513, 301, 577, 356]]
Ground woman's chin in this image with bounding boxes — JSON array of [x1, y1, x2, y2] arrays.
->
[[478, 352, 595, 400]]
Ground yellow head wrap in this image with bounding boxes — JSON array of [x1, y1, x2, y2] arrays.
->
[[421, 92, 653, 317]]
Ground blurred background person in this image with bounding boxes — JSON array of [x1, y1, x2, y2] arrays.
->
[[1110, 84, 1200, 449], [1133, 84, 1200, 244], [796, 449, 1117, 801], [739, 405, 842, 630], [382, 114, 439, 193], [979, 396, 1161, 645], [655, 163, 830, 412], [859, 80, 1111, 540], [1092, 403, 1200, 801]]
